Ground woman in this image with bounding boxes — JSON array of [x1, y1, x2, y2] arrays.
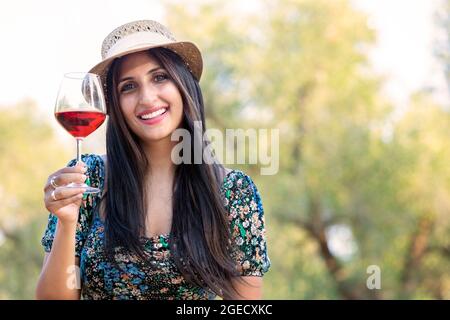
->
[[36, 20, 270, 300]]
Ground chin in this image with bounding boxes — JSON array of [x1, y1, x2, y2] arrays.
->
[[139, 130, 174, 143]]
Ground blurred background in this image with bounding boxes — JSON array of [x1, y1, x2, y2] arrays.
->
[[0, 0, 449, 299]]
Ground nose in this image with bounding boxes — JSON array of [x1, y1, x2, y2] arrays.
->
[[138, 82, 159, 106]]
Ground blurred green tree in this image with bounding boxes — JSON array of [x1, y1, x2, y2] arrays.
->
[[0, 100, 70, 298], [164, 0, 450, 299]]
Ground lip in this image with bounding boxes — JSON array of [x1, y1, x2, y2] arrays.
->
[[136, 106, 169, 118], [137, 107, 169, 125]]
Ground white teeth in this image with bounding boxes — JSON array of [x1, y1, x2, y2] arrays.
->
[[139, 108, 167, 120]]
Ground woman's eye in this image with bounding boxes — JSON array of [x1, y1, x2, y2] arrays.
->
[[154, 73, 169, 82], [120, 82, 135, 93]]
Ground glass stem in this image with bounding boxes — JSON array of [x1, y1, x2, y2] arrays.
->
[[76, 138, 83, 164]]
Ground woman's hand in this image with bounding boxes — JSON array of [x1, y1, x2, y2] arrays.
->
[[43, 162, 88, 225]]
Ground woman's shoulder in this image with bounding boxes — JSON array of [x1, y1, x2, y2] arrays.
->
[[221, 168, 258, 193], [220, 168, 263, 212]]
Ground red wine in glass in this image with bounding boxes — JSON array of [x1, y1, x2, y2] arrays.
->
[[55, 111, 106, 138], [55, 72, 107, 194]]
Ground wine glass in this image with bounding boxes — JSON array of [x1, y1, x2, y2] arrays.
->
[[55, 72, 106, 194]]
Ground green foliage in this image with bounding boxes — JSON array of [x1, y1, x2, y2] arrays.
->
[[164, 0, 450, 299], [0, 100, 70, 298]]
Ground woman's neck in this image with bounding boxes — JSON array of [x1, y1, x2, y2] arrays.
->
[[142, 137, 177, 183]]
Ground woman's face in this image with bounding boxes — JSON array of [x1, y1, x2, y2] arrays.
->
[[116, 51, 183, 143]]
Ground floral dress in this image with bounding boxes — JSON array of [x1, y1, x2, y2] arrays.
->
[[41, 154, 271, 300]]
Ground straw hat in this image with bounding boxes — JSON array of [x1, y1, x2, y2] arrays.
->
[[88, 20, 203, 94]]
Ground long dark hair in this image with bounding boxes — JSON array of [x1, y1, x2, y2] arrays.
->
[[102, 47, 241, 299]]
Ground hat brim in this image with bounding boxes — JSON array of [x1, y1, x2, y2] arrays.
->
[[88, 41, 203, 95]]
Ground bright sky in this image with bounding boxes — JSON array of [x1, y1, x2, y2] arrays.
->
[[355, 0, 448, 106], [0, 0, 164, 110], [0, 0, 447, 116], [0, 0, 165, 150]]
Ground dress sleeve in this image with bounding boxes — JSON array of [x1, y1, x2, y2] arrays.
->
[[222, 170, 271, 277], [41, 154, 103, 257]]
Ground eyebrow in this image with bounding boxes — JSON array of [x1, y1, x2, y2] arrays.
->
[[118, 66, 164, 84]]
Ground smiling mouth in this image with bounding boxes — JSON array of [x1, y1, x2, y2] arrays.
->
[[137, 107, 169, 120]]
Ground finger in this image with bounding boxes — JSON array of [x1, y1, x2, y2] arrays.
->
[[45, 165, 87, 192], [50, 193, 84, 211], [51, 173, 87, 188], [49, 187, 86, 202], [55, 162, 87, 176], [64, 162, 88, 173]]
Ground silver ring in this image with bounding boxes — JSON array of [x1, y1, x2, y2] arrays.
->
[[51, 190, 58, 201], [50, 176, 59, 189]]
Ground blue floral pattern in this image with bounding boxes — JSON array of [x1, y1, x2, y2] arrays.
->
[[41, 154, 270, 299]]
